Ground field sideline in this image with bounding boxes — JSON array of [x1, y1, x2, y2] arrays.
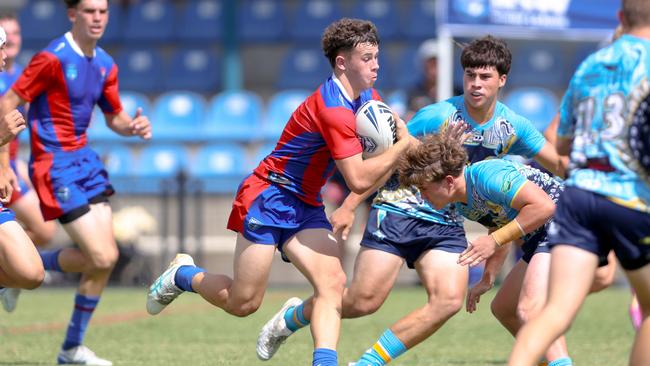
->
[[0, 286, 634, 365]]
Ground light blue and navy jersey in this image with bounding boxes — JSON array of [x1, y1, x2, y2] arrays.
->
[[559, 34, 650, 212], [372, 95, 547, 225], [456, 159, 563, 239]]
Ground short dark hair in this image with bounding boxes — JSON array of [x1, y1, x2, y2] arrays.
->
[[398, 134, 468, 189], [460, 35, 512, 76], [0, 12, 17, 22], [321, 18, 380, 68], [622, 0, 650, 29], [64, 0, 109, 9]]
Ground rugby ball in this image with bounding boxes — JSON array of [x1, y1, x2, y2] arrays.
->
[[355, 100, 397, 158]]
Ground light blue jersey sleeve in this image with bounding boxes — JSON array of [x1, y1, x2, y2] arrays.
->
[[407, 100, 458, 138], [558, 81, 576, 138], [504, 110, 547, 158], [469, 160, 529, 212]]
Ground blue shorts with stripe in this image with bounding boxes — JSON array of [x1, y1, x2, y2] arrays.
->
[[361, 208, 467, 269], [548, 186, 650, 270]]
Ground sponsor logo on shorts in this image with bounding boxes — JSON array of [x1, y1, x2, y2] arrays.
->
[[247, 217, 263, 231], [56, 186, 70, 202]]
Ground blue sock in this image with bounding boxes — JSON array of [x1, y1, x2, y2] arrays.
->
[[548, 357, 573, 366], [284, 302, 309, 332], [39, 249, 63, 272], [313, 348, 337, 366], [356, 329, 407, 365], [174, 265, 205, 293], [62, 294, 99, 350]]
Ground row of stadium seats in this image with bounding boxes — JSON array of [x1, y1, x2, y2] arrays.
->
[[92, 142, 271, 194], [81, 87, 559, 143], [20, 0, 438, 45]]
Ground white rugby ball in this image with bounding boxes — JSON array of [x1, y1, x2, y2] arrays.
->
[[355, 100, 397, 158]]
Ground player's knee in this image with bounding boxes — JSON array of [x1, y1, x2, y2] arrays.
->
[[17, 266, 45, 289], [346, 290, 383, 316], [88, 249, 119, 271], [31, 223, 57, 247], [516, 299, 543, 323], [317, 268, 347, 298], [227, 299, 262, 317]]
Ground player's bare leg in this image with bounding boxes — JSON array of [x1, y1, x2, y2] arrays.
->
[[11, 189, 56, 247], [625, 263, 650, 365]]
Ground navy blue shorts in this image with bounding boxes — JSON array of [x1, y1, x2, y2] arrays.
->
[[227, 175, 332, 261], [361, 208, 467, 269], [520, 227, 550, 263], [548, 186, 650, 270]]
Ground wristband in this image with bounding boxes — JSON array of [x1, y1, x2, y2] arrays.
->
[[490, 219, 525, 246]]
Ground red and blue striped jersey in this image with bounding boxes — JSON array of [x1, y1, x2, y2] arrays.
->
[[254, 76, 381, 206], [12, 32, 122, 157], [0, 63, 24, 160]]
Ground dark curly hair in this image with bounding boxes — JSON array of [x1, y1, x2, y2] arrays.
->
[[460, 35, 511, 76], [321, 18, 379, 68], [398, 134, 468, 189]]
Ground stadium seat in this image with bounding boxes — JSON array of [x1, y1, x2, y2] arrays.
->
[[569, 42, 598, 76], [19, 0, 68, 46], [91, 143, 134, 178], [403, 0, 438, 41], [177, 0, 223, 43], [509, 42, 566, 88], [394, 43, 422, 90], [163, 48, 220, 92], [264, 90, 309, 139], [151, 91, 207, 141], [251, 142, 278, 170], [101, 3, 123, 45], [504, 87, 559, 133], [276, 47, 331, 90], [288, 0, 342, 43], [350, 0, 400, 41], [238, 0, 287, 43], [137, 144, 191, 193], [124, 0, 174, 44], [191, 143, 248, 193], [114, 47, 164, 93], [88, 91, 151, 142], [204, 90, 264, 141]]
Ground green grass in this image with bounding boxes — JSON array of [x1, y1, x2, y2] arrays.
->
[[0, 286, 635, 365]]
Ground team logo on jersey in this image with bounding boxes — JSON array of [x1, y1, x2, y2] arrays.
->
[[56, 186, 70, 202], [247, 217, 263, 231], [100, 67, 107, 79], [358, 136, 377, 154], [65, 64, 78, 81]]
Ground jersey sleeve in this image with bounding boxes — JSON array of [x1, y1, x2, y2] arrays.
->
[[557, 86, 575, 138], [474, 161, 528, 208], [11, 52, 56, 102], [319, 107, 363, 160], [509, 116, 547, 158], [97, 64, 123, 115], [407, 102, 454, 137]]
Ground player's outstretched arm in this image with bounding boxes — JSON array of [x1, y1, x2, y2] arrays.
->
[[105, 107, 152, 139], [466, 242, 511, 313], [0, 90, 27, 147]]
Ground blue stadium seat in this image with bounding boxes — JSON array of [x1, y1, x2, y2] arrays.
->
[[264, 90, 309, 139], [394, 44, 422, 90], [509, 42, 566, 88], [100, 3, 123, 45], [569, 42, 598, 76], [136, 144, 190, 193], [238, 0, 287, 43], [385, 90, 407, 118], [16, 48, 38, 68], [504, 87, 559, 133], [151, 91, 207, 141], [276, 47, 330, 90], [403, 0, 438, 41], [177, 0, 223, 43], [251, 142, 278, 170], [191, 143, 248, 193], [88, 91, 151, 142], [288, 0, 342, 43], [163, 48, 220, 92], [114, 47, 164, 93], [204, 90, 264, 141], [91, 143, 134, 178], [350, 0, 400, 41], [124, 0, 174, 44], [19, 0, 68, 46]]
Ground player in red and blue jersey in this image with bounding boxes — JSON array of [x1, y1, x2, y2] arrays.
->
[[0, 1, 151, 364], [0, 22, 45, 314], [146, 18, 413, 366]]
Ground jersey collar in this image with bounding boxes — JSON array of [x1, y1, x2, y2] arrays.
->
[[332, 74, 354, 104], [65, 32, 96, 58]]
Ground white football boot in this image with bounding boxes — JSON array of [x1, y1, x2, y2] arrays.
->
[[57, 345, 112, 365], [0, 288, 21, 312], [146, 253, 195, 315], [256, 297, 303, 360]]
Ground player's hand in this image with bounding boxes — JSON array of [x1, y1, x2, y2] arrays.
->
[[466, 277, 493, 313], [458, 235, 497, 267], [0, 109, 26, 146], [329, 206, 355, 241], [130, 107, 152, 140], [0, 166, 18, 203], [393, 113, 412, 143], [444, 120, 471, 143]]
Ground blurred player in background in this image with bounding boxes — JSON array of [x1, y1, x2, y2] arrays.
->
[[0, 23, 44, 313], [146, 18, 413, 366], [509, 0, 650, 364], [0, 0, 152, 364]]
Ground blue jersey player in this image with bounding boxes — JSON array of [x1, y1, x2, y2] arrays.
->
[[511, 1, 650, 364], [0, 1, 152, 364], [258, 36, 570, 366]]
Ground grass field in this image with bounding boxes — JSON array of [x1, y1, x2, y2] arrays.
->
[[0, 286, 635, 365]]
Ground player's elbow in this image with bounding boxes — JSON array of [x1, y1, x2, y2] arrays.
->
[[345, 175, 373, 194], [539, 199, 556, 222]]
